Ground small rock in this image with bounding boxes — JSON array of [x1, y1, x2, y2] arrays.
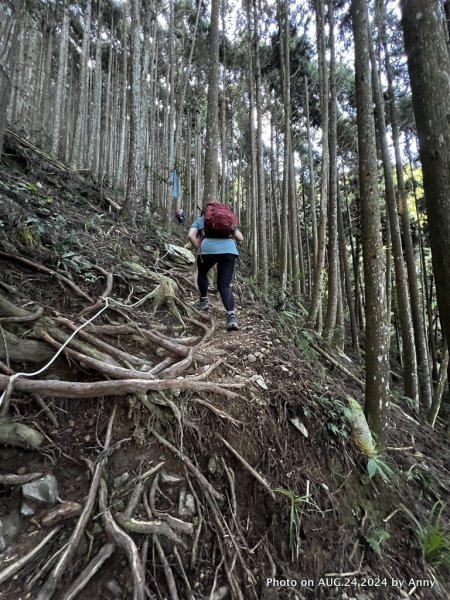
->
[[123, 261, 148, 275], [17, 467, 27, 475], [179, 488, 196, 518], [247, 354, 257, 363], [143, 245, 153, 252], [68, 419, 75, 427], [22, 474, 59, 506], [113, 473, 130, 488], [164, 243, 195, 265], [250, 374, 268, 390], [20, 502, 36, 517], [0, 511, 21, 552], [207, 457, 217, 474], [106, 580, 122, 598]]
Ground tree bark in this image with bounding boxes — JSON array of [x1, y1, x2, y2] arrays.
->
[[0, 0, 21, 155], [369, 21, 419, 408], [352, 0, 390, 444], [203, 0, 220, 203], [401, 0, 450, 358]]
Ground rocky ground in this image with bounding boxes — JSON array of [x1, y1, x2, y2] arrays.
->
[[0, 131, 449, 600]]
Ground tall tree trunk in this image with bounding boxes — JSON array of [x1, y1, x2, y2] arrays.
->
[[382, 18, 433, 410], [308, 0, 329, 328], [0, 0, 21, 155], [253, 0, 268, 297], [352, 0, 390, 444], [323, 0, 339, 342], [305, 75, 317, 274], [121, 0, 142, 224], [369, 22, 419, 408], [401, 0, 450, 358], [277, 0, 289, 297], [71, 0, 92, 168], [51, 2, 69, 158], [203, 0, 220, 204]]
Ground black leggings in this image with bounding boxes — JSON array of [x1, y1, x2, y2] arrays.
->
[[197, 254, 237, 312]]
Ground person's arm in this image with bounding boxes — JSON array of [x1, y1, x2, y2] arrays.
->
[[188, 227, 200, 249], [232, 228, 244, 243]]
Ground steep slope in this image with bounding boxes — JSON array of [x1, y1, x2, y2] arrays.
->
[[0, 132, 449, 600]]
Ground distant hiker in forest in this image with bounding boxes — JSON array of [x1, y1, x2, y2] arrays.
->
[[188, 202, 243, 331]]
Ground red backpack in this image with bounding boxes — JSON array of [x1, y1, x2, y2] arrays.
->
[[203, 203, 238, 238]]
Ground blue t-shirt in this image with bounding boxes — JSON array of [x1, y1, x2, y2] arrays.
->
[[191, 216, 239, 255]]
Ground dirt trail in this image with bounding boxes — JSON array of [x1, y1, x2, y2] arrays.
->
[[0, 131, 449, 599]]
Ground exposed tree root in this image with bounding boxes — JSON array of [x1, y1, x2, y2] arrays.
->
[[0, 527, 61, 586], [60, 542, 116, 600], [0, 374, 246, 400], [36, 404, 117, 600], [219, 435, 276, 499], [0, 472, 43, 484], [149, 426, 224, 502], [154, 536, 180, 600], [0, 245, 264, 600], [98, 479, 146, 600], [115, 512, 188, 546]]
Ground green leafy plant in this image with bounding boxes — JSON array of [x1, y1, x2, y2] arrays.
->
[[273, 487, 321, 562], [17, 181, 38, 194], [367, 456, 396, 482], [316, 395, 351, 443], [400, 502, 450, 567], [364, 526, 390, 557]]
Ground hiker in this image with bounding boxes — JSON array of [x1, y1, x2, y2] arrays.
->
[[188, 203, 243, 331]]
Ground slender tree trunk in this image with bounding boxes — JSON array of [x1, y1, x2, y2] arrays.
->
[[401, 0, 450, 359], [277, 0, 289, 296], [121, 0, 142, 223], [323, 0, 339, 342], [428, 342, 449, 427], [305, 75, 317, 273], [51, 2, 69, 158], [203, 0, 220, 204], [352, 0, 390, 444], [253, 0, 268, 296], [71, 0, 91, 168], [308, 0, 329, 328], [382, 25, 433, 410], [0, 0, 21, 155], [369, 23, 419, 408]]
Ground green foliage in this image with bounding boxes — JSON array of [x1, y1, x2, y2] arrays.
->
[[405, 465, 441, 501], [315, 394, 350, 444], [273, 487, 321, 563], [400, 502, 450, 568], [364, 526, 390, 557], [57, 252, 91, 275], [367, 456, 396, 483], [16, 181, 38, 194]]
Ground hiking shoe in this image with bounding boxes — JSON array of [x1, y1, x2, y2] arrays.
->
[[195, 297, 209, 311], [226, 312, 239, 331]]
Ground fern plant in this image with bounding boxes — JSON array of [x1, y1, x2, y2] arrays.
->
[[400, 502, 450, 567]]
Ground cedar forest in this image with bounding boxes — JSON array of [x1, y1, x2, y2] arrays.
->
[[0, 0, 450, 598]]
